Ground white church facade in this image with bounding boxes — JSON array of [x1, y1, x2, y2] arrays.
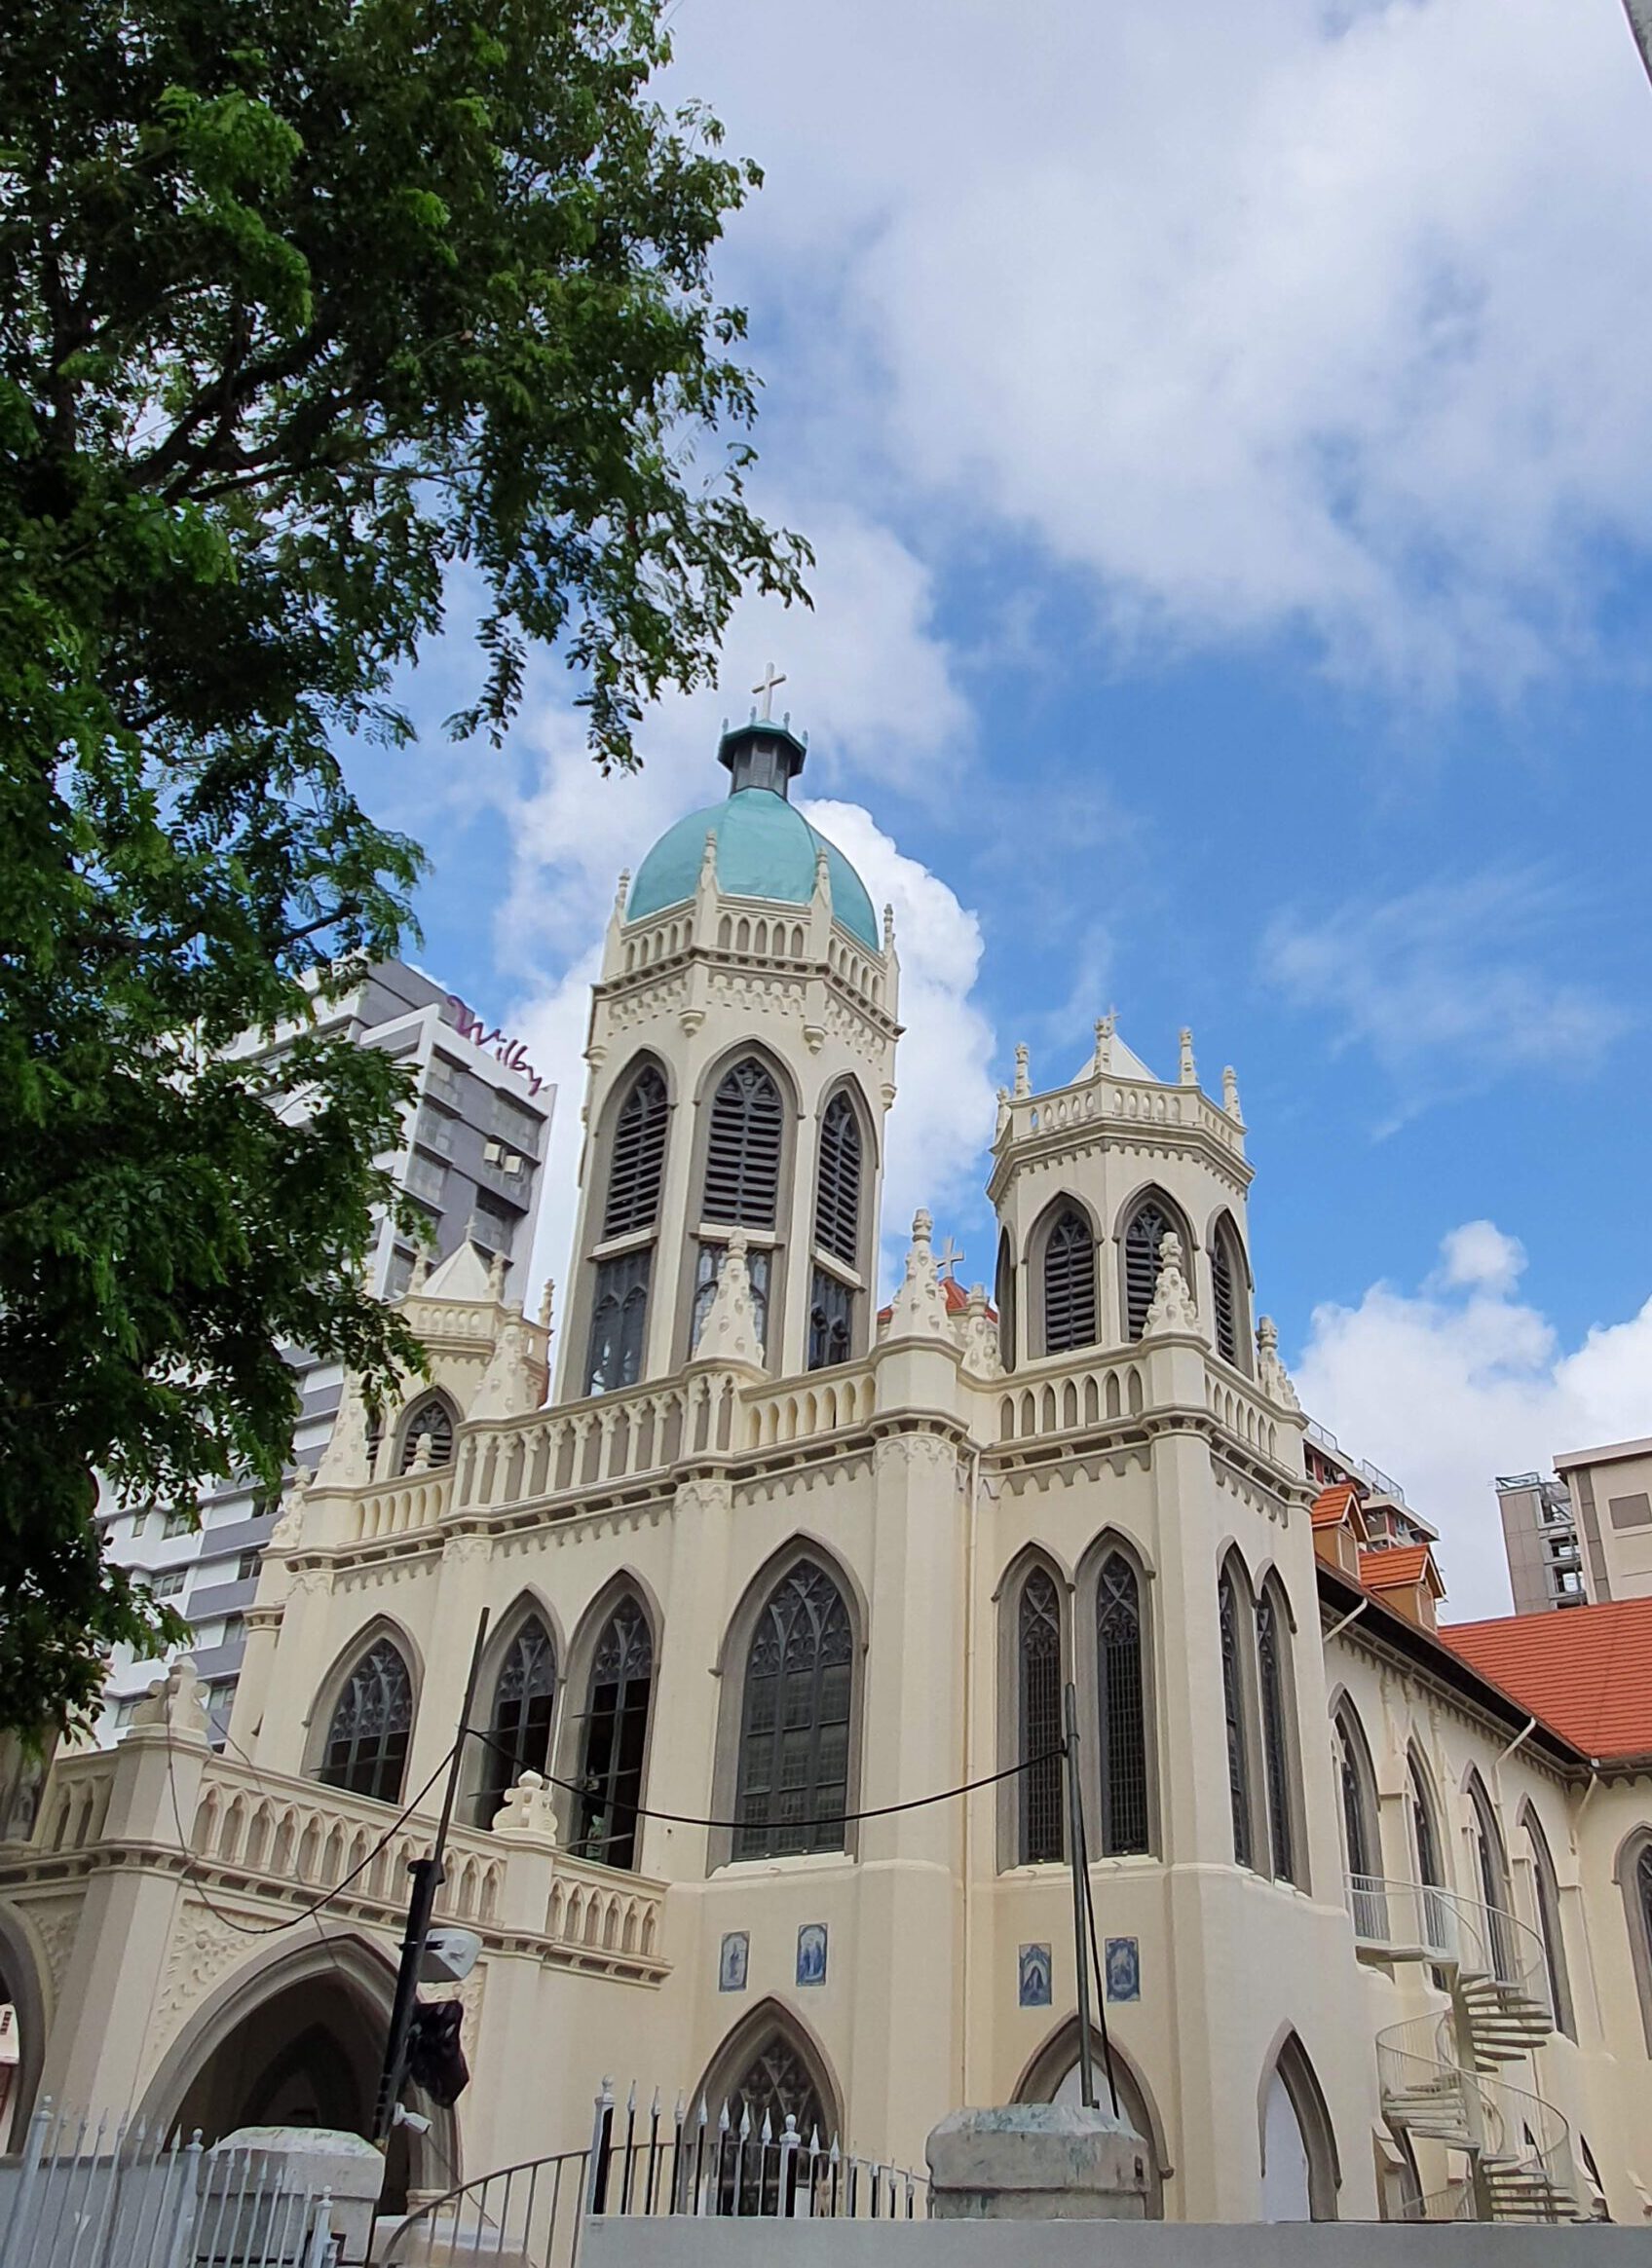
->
[[3, 710, 1652, 2226]]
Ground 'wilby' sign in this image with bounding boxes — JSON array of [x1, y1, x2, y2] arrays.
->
[[446, 995, 547, 1096]]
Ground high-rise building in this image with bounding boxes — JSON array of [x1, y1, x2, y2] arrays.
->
[[93, 961, 553, 1743], [1496, 1469, 1587, 1615]]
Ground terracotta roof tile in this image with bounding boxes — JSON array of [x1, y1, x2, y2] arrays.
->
[[1358, 1543, 1439, 1593], [1443, 1598, 1652, 1762], [1311, 1482, 1361, 1529], [877, 1275, 986, 1322]]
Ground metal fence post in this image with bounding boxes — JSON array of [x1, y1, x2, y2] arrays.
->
[[775, 2117, 800, 2218], [582, 2081, 614, 2217], [0, 2099, 54, 2268]]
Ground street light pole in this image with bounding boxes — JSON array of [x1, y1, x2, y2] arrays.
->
[[373, 1610, 490, 2146]]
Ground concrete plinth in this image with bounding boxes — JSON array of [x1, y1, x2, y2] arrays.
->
[[212, 2127, 384, 2265], [925, 2104, 1149, 2221]]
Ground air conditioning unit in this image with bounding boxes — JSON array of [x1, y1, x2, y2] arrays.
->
[[504, 1154, 522, 1174], [483, 1140, 503, 1164]]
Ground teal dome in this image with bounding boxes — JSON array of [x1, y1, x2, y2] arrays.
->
[[628, 787, 880, 950]]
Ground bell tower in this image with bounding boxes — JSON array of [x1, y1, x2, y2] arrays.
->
[[555, 706, 901, 1400]]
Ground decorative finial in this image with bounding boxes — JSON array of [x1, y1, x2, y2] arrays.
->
[[1222, 1064, 1242, 1120], [409, 1244, 432, 1291], [694, 1229, 764, 1369], [699, 830, 718, 887], [487, 1248, 508, 1302], [1013, 1043, 1031, 1099], [882, 903, 896, 951], [538, 1278, 555, 1330], [1179, 1027, 1197, 1086], [1256, 1315, 1299, 1409], [615, 868, 630, 916], [885, 1208, 950, 1340], [1094, 1015, 1114, 1072], [1144, 1231, 1199, 1334]]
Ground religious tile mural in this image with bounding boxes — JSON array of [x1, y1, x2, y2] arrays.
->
[[796, 1923, 828, 1987], [1018, 1942, 1052, 2007], [1105, 1936, 1140, 2003], [719, 1931, 749, 1992]]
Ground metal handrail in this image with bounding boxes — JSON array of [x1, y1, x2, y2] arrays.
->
[[1343, 1874, 1548, 1999]]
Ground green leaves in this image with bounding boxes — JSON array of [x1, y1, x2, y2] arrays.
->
[[1, 0, 803, 1736]]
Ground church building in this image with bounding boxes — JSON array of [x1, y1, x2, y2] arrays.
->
[[2, 709, 1651, 2227]]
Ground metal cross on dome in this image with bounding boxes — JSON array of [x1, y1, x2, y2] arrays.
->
[[752, 661, 787, 720]]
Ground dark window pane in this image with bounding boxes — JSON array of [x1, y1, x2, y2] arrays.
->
[[1257, 1590, 1296, 1884], [585, 1248, 652, 1394], [573, 1597, 654, 1869], [1097, 1554, 1148, 1855], [1019, 1568, 1064, 1863], [1220, 1569, 1254, 1870], [807, 1269, 855, 1372], [734, 1563, 853, 1860], [476, 1617, 556, 1826], [319, 1637, 413, 1804]]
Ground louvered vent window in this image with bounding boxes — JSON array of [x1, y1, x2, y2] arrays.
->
[[1257, 1589, 1296, 1884], [1124, 1200, 1173, 1339], [1212, 1229, 1241, 1365], [702, 1060, 784, 1229], [1219, 1567, 1254, 1870], [1018, 1568, 1064, 1864], [1042, 1209, 1097, 1355], [1097, 1554, 1148, 1855], [603, 1066, 668, 1238], [398, 1395, 454, 1473], [813, 1093, 863, 1267]]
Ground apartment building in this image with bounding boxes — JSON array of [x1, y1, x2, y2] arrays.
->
[[94, 961, 554, 1743]]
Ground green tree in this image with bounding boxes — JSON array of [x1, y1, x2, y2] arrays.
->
[[0, 0, 807, 1738]]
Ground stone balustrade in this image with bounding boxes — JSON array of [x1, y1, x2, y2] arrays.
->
[[992, 1346, 1290, 1471], [351, 1468, 454, 1541], [30, 1753, 118, 1856], [1001, 1074, 1246, 1158], [739, 1367, 877, 1453]]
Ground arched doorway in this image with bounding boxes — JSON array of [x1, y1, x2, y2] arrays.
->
[[1258, 2033, 1338, 2221], [688, 2001, 843, 2216], [139, 1937, 456, 2212], [0, 1902, 49, 2147], [1014, 2021, 1167, 2218]]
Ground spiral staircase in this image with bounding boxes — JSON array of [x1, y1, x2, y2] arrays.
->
[[1349, 1876, 1583, 2223]]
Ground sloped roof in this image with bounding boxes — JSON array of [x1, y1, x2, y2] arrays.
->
[[1311, 1481, 1363, 1530], [1359, 1543, 1443, 1597], [1444, 1597, 1652, 1762]]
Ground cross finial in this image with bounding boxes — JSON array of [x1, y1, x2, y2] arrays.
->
[[935, 1236, 964, 1281], [752, 661, 787, 720]]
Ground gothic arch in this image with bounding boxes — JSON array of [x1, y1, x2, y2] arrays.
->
[[1026, 1192, 1103, 1359], [134, 1931, 457, 2208], [1113, 1183, 1195, 1342], [1218, 1548, 1264, 1875], [393, 1387, 460, 1475], [707, 1537, 868, 1870], [1611, 1822, 1652, 2055], [1012, 2019, 1168, 2217], [1256, 1572, 1305, 1888], [301, 1615, 424, 1779], [563, 1050, 676, 1398], [1257, 2026, 1339, 2220], [468, 1588, 566, 1828], [691, 1997, 845, 2151], [995, 1227, 1018, 1373], [1207, 1208, 1253, 1375], [553, 1571, 662, 1871], [1331, 1696, 1381, 1889], [995, 1545, 1071, 1871], [0, 1899, 51, 2133], [1518, 1800, 1574, 2039], [806, 1078, 878, 1369], [1074, 1528, 1158, 1859], [675, 1041, 802, 1368]]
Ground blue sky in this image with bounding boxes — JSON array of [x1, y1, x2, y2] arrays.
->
[[344, 0, 1652, 1616]]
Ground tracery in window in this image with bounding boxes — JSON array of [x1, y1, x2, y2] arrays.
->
[[476, 1617, 556, 1827], [585, 1249, 652, 1394], [1096, 1553, 1149, 1855], [319, 1636, 413, 1803], [1220, 1563, 1255, 1871], [733, 1561, 853, 1861], [807, 1269, 853, 1371], [1019, 1567, 1064, 1864], [573, 1596, 654, 1870], [398, 1394, 454, 1473], [1257, 1586, 1297, 1885]]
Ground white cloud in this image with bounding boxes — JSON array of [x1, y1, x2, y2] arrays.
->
[[489, 506, 995, 1314], [1259, 870, 1622, 1118], [678, 0, 1652, 683], [1294, 1224, 1652, 1618]]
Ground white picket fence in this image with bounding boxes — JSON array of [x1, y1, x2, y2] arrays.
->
[[0, 2105, 337, 2268]]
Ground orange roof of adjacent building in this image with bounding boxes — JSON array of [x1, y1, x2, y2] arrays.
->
[[877, 1274, 984, 1323], [1358, 1543, 1441, 1594], [1311, 1481, 1362, 1529], [1444, 1597, 1652, 1761]]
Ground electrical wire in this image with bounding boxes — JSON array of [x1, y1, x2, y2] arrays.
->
[[469, 1720, 1065, 1837], [1072, 1764, 1121, 2120], [166, 1734, 457, 1936]]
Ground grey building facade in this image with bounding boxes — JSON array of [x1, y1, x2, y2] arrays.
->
[[1496, 1469, 1586, 1616], [94, 961, 554, 1743]]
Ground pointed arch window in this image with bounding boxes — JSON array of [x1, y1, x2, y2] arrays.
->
[[807, 1273, 853, 1372], [995, 1229, 1018, 1374], [1408, 1756, 1450, 1967], [584, 1248, 652, 1394], [1211, 1219, 1248, 1369], [733, 1562, 853, 1860], [813, 1093, 863, 1268], [1257, 1587, 1297, 1884], [476, 1617, 556, 1827], [1096, 1553, 1149, 1855], [703, 1060, 784, 1230], [1219, 1565, 1255, 1870], [711, 2031, 832, 2215], [1043, 1209, 1097, 1356], [398, 1395, 454, 1473], [1469, 1776, 1517, 1980], [1018, 1567, 1065, 1864], [1634, 1843, 1652, 2051], [1124, 1199, 1175, 1340], [1334, 1705, 1381, 1935], [573, 1597, 654, 1870], [604, 1065, 669, 1238], [319, 1637, 413, 1803], [1525, 1815, 1574, 2039]]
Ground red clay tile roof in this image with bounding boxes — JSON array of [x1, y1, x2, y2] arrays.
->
[[878, 1275, 985, 1322], [1443, 1598, 1652, 1762], [1358, 1543, 1441, 1594], [1311, 1481, 1362, 1529]]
